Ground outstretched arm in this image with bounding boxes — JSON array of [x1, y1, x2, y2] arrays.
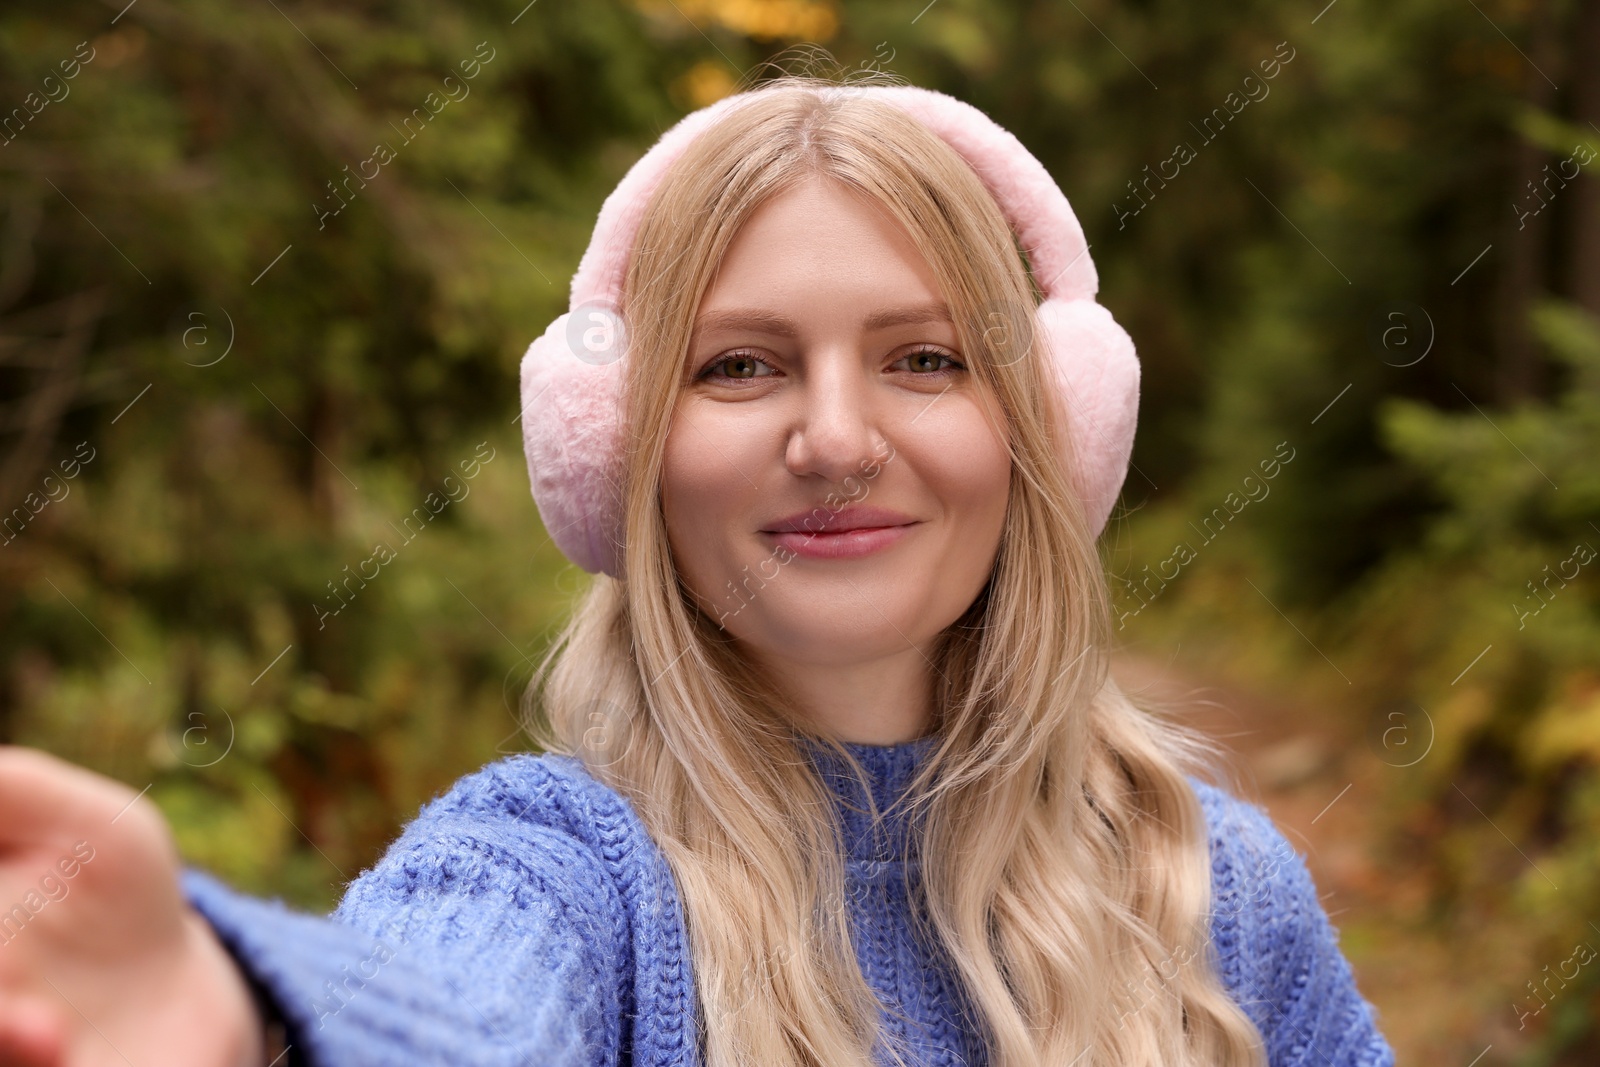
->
[[0, 746, 628, 1067], [184, 766, 632, 1067], [0, 746, 265, 1067]]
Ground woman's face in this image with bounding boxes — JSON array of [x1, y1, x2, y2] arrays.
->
[[661, 176, 1011, 684]]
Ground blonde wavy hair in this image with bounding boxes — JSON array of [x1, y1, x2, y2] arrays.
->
[[523, 70, 1267, 1067]]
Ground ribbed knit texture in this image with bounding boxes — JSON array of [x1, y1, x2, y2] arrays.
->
[[182, 735, 1395, 1066]]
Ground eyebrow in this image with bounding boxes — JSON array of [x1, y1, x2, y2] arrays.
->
[[691, 302, 953, 339]]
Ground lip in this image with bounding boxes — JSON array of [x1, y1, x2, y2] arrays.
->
[[761, 523, 916, 560], [758, 505, 920, 561], [760, 504, 918, 534]]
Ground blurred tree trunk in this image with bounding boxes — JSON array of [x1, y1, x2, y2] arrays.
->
[[1495, 0, 1561, 402], [1571, 0, 1600, 317], [307, 383, 353, 534], [0, 292, 104, 517]]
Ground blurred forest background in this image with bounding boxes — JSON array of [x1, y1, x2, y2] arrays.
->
[[2, 0, 1598, 1061]]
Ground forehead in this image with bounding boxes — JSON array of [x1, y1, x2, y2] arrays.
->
[[692, 179, 950, 335]]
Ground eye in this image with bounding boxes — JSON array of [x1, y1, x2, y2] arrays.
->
[[698, 350, 778, 382], [894, 346, 965, 377]]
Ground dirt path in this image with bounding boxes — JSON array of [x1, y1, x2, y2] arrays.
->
[[1110, 652, 1433, 1061], [1111, 651, 1383, 888]]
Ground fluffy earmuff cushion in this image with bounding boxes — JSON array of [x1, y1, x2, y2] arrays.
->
[[1034, 298, 1141, 537], [519, 312, 627, 577]]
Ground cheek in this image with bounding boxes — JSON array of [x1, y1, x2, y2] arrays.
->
[[908, 408, 1011, 595], [661, 409, 755, 591], [862, 405, 1008, 633], [918, 403, 1011, 529]]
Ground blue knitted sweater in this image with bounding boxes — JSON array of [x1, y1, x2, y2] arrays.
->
[[181, 734, 1395, 1066]]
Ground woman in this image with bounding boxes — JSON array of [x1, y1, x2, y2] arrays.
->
[[0, 73, 1394, 1067]]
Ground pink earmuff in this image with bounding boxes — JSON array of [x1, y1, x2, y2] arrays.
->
[[517, 84, 1139, 579]]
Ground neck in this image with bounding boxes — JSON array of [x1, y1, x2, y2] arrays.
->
[[757, 645, 937, 744]]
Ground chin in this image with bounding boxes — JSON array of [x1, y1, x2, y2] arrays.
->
[[739, 609, 927, 663]]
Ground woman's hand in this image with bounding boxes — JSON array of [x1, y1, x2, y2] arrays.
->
[[0, 746, 266, 1067]]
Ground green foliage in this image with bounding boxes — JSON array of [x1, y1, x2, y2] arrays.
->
[[5, 0, 1600, 1058]]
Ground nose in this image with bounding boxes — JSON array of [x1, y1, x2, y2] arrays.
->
[[783, 353, 889, 485]]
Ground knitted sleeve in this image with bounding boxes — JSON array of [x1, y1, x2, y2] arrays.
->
[[180, 758, 630, 1067], [1189, 778, 1397, 1067]]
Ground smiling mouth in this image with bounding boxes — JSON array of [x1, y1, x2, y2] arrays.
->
[[758, 522, 918, 560], [809, 524, 903, 534], [759, 507, 920, 535], [759, 522, 917, 538]]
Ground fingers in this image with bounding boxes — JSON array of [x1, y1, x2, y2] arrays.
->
[[0, 995, 66, 1067], [0, 747, 151, 848]]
